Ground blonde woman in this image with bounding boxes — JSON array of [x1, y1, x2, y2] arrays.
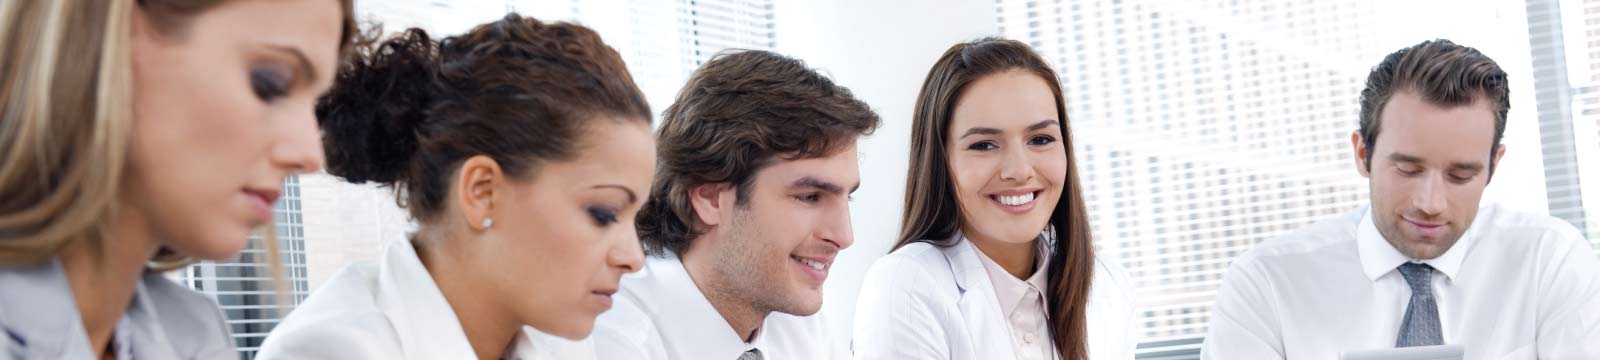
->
[[0, 0, 354, 358]]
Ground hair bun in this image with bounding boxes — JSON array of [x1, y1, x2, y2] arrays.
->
[[316, 28, 438, 184]]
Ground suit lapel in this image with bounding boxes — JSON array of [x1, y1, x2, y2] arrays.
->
[[943, 236, 1019, 360]]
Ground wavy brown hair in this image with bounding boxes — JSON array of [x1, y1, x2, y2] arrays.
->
[[894, 38, 1095, 360], [637, 50, 879, 257]]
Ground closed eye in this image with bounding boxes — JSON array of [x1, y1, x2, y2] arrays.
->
[[1447, 170, 1480, 183], [250, 67, 289, 102], [588, 206, 618, 226], [1395, 164, 1422, 176]]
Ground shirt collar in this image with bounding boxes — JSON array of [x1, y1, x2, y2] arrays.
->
[[1356, 207, 1474, 282], [971, 235, 1051, 319], [637, 255, 765, 357], [117, 272, 178, 359], [376, 239, 542, 358]]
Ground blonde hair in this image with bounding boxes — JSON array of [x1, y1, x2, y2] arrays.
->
[[1, 0, 355, 315], [0, 0, 132, 266]]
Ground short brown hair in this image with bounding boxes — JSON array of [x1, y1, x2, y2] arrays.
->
[[637, 50, 879, 257], [1359, 39, 1509, 171]]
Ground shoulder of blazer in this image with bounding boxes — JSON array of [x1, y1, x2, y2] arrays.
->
[[871, 242, 960, 294], [140, 271, 235, 356], [877, 238, 986, 295], [0, 260, 79, 357], [935, 239, 988, 294]]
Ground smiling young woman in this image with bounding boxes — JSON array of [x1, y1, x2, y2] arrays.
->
[[852, 38, 1138, 360]]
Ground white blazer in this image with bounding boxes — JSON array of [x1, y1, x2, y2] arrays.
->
[[851, 234, 1137, 360], [256, 239, 592, 359]]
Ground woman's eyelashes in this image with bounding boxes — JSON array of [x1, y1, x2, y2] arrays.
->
[[965, 134, 1057, 151], [249, 67, 290, 102], [588, 206, 619, 226]]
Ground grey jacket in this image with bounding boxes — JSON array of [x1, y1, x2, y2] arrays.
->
[[0, 259, 235, 359]]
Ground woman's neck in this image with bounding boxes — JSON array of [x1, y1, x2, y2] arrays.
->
[[414, 231, 520, 360], [58, 208, 160, 357], [965, 230, 1038, 279]]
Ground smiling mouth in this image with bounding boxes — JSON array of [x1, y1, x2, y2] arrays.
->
[[992, 192, 1036, 206], [792, 255, 827, 270]]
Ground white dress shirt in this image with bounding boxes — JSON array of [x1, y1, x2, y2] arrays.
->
[[852, 232, 1137, 360], [590, 254, 841, 360], [976, 240, 1054, 360], [257, 239, 588, 360], [1201, 205, 1600, 359]]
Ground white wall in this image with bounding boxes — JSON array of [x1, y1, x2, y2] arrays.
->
[[300, 173, 415, 290], [771, 0, 998, 351]]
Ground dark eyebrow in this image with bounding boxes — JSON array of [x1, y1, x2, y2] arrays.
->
[[1388, 153, 1486, 172], [791, 176, 858, 196], [1448, 162, 1486, 172], [593, 185, 637, 204], [959, 120, 1059, 140], [1387, 153, 1424, 164], [265, 45, 317, 88], [1026, 120, 1058, 132], [959, 127, 1002, 140]]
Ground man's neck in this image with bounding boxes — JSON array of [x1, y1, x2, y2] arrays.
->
[[680, 250, 768, 343]]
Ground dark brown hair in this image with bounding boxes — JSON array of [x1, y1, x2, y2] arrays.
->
[[894, 38, 1094, 360], [1359, 39, 1509, 173], [637, 50, 879, 257], [317, 14, 651, 221]]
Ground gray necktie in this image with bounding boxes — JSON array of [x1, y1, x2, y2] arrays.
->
[[1395, 263, 1443, 347], [737, 348, 763, 360]]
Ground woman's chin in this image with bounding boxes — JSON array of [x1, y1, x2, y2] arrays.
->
[[170, 228, 254, 261], [971, 222, 1049, 244], [537, 320, 594, 340]]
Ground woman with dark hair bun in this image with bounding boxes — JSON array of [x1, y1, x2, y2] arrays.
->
[[257, 14, 655, 359]]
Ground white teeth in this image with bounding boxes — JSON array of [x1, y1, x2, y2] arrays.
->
[[997, 192, 1035, 206], [795, 257, 824, 270]]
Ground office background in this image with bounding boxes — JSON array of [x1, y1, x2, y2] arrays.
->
[[169, 0, 1600, 359]]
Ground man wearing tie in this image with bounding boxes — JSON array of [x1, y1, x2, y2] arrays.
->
[[590, 50, 880, 360], [1201, 39, 1600, 358]]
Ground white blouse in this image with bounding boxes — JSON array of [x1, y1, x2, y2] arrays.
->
[[852, 231, 1138, 360], [975, 239, 1054, 360], [256, 239, 591, 359]]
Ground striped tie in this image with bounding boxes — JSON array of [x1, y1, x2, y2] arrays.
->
[[1395, 263, 1443, 347]]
